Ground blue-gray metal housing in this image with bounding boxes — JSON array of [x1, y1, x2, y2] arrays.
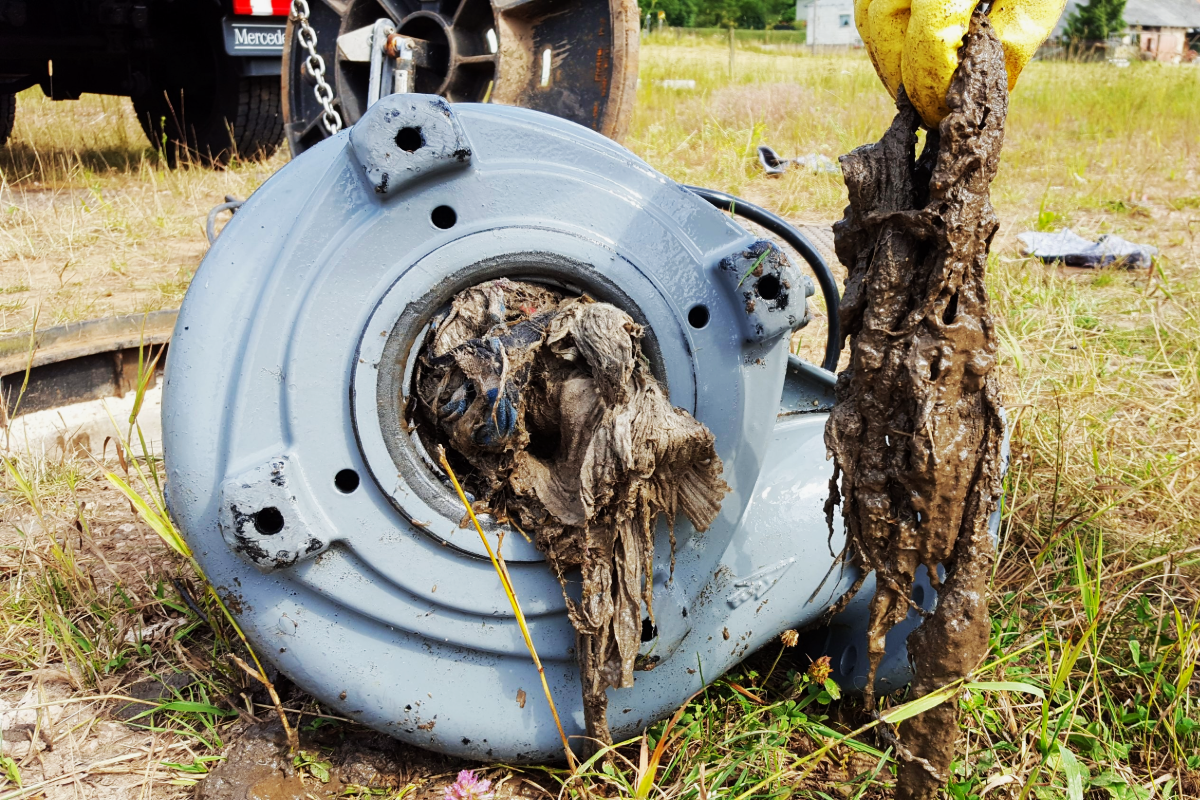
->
[[162, 95, 938, 762]]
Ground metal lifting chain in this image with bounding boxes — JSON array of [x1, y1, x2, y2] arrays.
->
[[290, 0, 343, 135]]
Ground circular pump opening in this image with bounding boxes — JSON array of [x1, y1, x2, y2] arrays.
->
[[396, 274, 726, 751], [399, 273, 692, 542], [367, 250, 680, 564]]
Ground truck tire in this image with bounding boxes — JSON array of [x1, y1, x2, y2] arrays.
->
[[132, 3, 283, 168], [234, 77, 285, 160], [135, 72, 283, 167], [0, 94, 14, 147]]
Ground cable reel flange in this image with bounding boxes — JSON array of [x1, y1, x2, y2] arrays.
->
[[282, 0, 640, 155]]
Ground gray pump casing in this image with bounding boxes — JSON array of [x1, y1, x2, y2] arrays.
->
[[162, 95, 938, 762]]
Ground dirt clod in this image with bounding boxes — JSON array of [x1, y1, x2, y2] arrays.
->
[[111, 672, 195, 722], [825, 13, 1007, 800], [198, 722, 304, 800], [412, 279, 728, 752], [199, 720, 468, 800]]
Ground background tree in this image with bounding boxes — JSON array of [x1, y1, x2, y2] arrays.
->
[[640, 0, 798, 29], [1063, 0, 1127, 41], [640, 0, 701, 28]]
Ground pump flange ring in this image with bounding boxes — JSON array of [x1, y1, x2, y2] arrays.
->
[[354, 239, 683, 563]]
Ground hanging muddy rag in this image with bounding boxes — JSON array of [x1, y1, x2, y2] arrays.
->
[[824, 11, 1006, 800], [411, 279, 729, 753]]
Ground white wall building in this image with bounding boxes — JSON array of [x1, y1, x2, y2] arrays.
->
[[1054, 0, 1200, 62], [799, 0, 862, 46]]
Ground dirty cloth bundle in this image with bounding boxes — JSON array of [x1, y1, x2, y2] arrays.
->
[[412, 279, 729, 751], [825, 12, 1006, 800], [1017, 228, 1157, 268], [757, 145, 840, 176]]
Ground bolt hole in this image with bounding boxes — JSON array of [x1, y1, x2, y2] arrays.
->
[[640, 617, 658, 643], [254, 506, 285, 535], [431, 205, 457, 229], [334, 469, 360, 494], [756, 273, 781, 301], [687, 304, 710, 329], [395, 126, 424, 152]]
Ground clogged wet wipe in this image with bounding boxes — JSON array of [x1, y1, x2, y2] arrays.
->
[[825, 12, 1007, 800], [411, 279, 729, 753]]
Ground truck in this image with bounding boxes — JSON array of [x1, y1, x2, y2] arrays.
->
[[0, 0, 291, 164]]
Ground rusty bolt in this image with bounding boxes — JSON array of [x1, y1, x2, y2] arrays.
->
[[384, 33, 411, 59]]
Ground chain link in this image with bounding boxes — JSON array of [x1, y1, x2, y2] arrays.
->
[[290, 0, 343, 135]]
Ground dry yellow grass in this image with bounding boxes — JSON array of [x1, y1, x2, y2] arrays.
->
[[0, 92, 285, 334]]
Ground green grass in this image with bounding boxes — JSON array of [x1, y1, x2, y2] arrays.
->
[[647, 27, 810, 48], [0, 42, 1197, 799]]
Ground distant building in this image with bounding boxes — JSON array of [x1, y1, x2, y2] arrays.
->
[[798, 0, 862, 47], [1054, 0, 1200, 61]]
